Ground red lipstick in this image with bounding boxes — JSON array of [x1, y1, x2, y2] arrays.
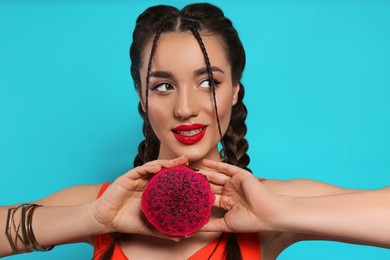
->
[[172, 124, 207, 145]]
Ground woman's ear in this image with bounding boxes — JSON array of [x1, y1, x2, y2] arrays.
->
[[232, 83, 240, 106]]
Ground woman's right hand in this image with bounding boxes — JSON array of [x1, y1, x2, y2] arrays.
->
[[89, 155, 188, 240]]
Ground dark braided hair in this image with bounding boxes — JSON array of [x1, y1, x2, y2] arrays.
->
[[189, 26, 227, 159], [96, 3, 250, 260]]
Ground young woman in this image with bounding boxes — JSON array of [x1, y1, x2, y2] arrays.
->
[[1, 3, 389, 260]]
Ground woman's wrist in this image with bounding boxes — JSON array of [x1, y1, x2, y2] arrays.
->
[[1, 202, 107, 256], [32, 202, 110, 247], [85, 200, 114, 235], [259, 195, 298, 233]]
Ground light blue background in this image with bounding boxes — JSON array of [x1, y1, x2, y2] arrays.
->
[[1, 0, 389, 259]]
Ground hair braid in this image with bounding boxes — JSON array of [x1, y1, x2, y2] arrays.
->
[[133, 25, 165, 167], [131, 6, 179, 167], [187, 25, 250, 172], [133, 104, 159, 167], [187, 24, 246, 260], [189, 27, 226, 158], [223, 83, 251, 172]]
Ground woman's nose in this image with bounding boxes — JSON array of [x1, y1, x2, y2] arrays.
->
[[174, 88, 199, 119]]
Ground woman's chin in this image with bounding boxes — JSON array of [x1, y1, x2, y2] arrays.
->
[[158, 146, 221, 164]]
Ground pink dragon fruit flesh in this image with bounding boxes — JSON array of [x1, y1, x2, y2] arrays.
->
[[141, 165, 215, 237]]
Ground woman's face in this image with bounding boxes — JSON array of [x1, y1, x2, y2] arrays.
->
[[139, 32, 239, 167]]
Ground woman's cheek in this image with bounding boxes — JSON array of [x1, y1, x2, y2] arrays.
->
[[147, 101, 171, 135], [216, 91, 234, 129]]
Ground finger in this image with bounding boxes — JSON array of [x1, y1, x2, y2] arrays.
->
[[199, 169, 230, 185], [199, 218, 229, 232], [166, 155, 188, 167], [211, 194, 221, 207], [126, 156, 189, 180], [122, 164, 162, 180], [202, 159, 245, 177], [209, 184, 223, 195], [145, 155, 188, 168]]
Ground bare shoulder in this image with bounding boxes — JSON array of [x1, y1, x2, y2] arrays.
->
[[261, 178, 360, 197], [34, 183, 106, 206]]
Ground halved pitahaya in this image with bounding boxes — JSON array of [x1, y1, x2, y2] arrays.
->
[[141, 165, 215, 237]]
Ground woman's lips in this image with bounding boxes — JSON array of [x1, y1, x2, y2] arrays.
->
[[172, 124, 207, 145]]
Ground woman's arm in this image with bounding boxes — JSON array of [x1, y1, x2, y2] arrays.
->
[[259, 178, 390, 248], [0, 156, 188, 257], [200, 159, 390, 248], [0, 204, 97, 256], [274, 186, 390, 247], [0, 184, 104, 257]]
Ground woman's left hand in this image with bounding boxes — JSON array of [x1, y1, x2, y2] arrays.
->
[[200, 159, 390, 248], [199, 159, 280, 233]]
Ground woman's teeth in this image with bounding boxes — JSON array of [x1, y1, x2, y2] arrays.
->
[[177, 128, 203, 136]]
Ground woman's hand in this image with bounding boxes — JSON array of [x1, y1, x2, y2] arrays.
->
[[89, 156, 188, 240], [200, 159, 280, 233]]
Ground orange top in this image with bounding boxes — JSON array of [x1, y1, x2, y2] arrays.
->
[[93, 182, 262, 260]]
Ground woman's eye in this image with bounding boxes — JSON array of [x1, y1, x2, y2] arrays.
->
[[199, 79, 220, 89], [152, 83, 174, 92], [199, 79, 212, 89]]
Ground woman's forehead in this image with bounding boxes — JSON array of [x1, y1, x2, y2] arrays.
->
[[142, 32, 230, 72]]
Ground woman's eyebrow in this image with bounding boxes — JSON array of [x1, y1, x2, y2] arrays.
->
[[194, 66, 224, 76], [149, 70, 174, 79], [149, 66, 224, 79]]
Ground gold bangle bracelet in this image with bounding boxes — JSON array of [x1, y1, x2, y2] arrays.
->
[[27, 205, 54, 251], [21, 204, 37, 252], [6, 203, 55, 253], [5, 207, 18, 253]]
